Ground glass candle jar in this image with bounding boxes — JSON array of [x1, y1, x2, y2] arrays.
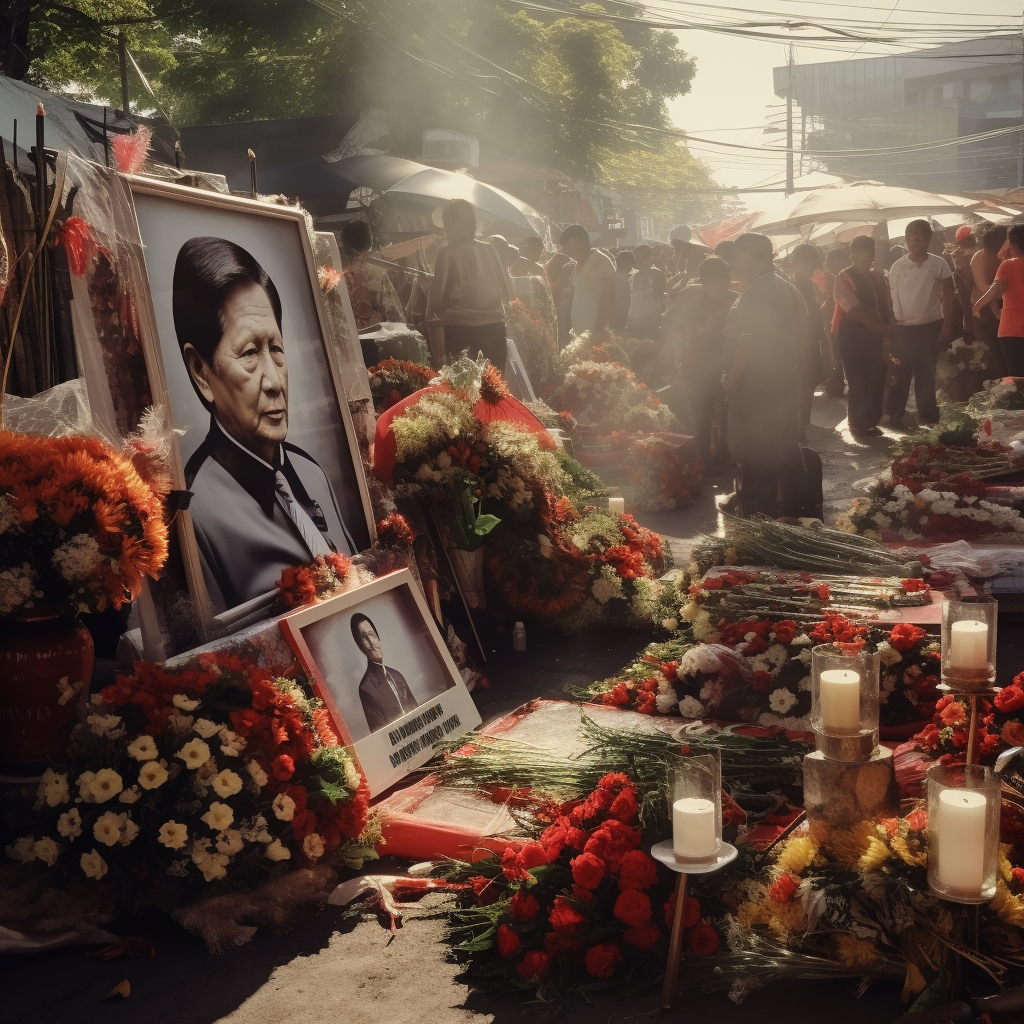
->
[[926, 763, 1000, 904], [941, 597, 997, 691], [810, 643, 880, 762], [668, 747, 722, 866]]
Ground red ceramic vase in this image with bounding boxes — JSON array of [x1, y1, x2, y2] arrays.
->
[[0, 614, 94, 773]]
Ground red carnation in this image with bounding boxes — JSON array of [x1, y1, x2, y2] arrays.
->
[[608, 787, 638, 823], [613, 888, 653, 927], [995, 685, 1024, 714], [599, 772, 631, 790], [772, 620, 797, 645], [271, 754, 295, 781], [623, 923, 661, 951], [470, 876, 500, 906], [901, 578, 928, 593], [585, 943, 623, 980], [510, 892, 540, 921], [497, 924, 521, 958], [290, 809, 318, 840], [570, 852, 605, 890], [602, 682, 631, 707], [617, 850, 658, 891], [517, 841, 549, 871], [749, 670, 773, 692], [516, 950, 551, 980], [769, 872, 799, 904], [905, 807, 929, 831], [544, 932, 581, 956], [687, 921, 719, 957], [548, 897, 587, 935], [890, 622, 927, 652]]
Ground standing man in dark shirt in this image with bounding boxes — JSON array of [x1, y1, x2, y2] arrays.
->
[[664, 257, 737, 471], [351, 612, 419, 734], [789, 243, 826, 440], [724, 233, 806, 518]]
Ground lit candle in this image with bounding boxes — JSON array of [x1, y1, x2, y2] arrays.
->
[[949, 620, 988, 672], [672, 797, 716, 860], [819, 669, 861, 732], [937, 789, 987, 892], [608, 497, 625, 516]]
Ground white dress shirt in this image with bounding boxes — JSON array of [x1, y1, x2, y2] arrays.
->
[[887, 252, 952, 326]]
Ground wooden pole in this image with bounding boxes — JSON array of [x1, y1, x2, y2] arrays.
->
[[118, 30, 130, 115], [660, 872, 688, 1011]]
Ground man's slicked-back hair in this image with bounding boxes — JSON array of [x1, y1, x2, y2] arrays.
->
[[350, 611, 378, 646], [173, 236, 282, 371]]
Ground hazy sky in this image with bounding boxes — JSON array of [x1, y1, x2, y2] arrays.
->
[[663, 0, 1024, 200]]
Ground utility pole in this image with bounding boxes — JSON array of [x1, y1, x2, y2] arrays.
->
[[118, 29, 130, 116], [786, 44, 795, 196]]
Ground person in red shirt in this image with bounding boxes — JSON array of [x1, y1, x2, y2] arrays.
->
[[973, 223, 1024, 376]]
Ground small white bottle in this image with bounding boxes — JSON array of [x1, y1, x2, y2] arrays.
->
[[512, 621, 527, 651]]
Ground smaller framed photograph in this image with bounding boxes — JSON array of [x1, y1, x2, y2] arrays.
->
[[279, 569, 481, 796]]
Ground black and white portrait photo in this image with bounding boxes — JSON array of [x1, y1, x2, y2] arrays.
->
[[129, 184, 373, 620]]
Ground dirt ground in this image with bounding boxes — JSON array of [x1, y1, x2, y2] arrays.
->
[[3, 393, 1013, 1024]]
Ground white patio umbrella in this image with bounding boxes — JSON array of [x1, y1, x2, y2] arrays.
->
[[750, 183, 977, 235]]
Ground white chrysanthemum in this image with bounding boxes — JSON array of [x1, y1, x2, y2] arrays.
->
[[246, 759, 268, 789], [677, 695, 704, 718], [51, 534, 102, 581], [38, 768, 69, 808], [158, 821, 188, 850], [88, 768, 123, 803], [768, 688, 798, 714], [80, 849, 108, 879], [343, 759, 361, 793], [33, 837, 60, 867], [655, 692, 678, 714], [272, 792, 296, 822], [661, 617, 678, 632], [590, 576, 620, 604], [57, 808, 82, 838], [876, 641, 903, 668], [211, 769, 243, 798], [127, 735, 158, 761], [93, 810, 124, 847], [0, 563, 40, 615], [200, 802, 234, 832], [193, 718, 220, 739], [176, 738, 211, 769], [691, 613, 718, 642], [139, 761, 168, 790], [303, 833, 326, 860], [678, 645, 722, 678], [265, 839, 292, 862], [6, 836, 36, 862]]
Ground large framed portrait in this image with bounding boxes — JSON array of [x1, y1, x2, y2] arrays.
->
[[122, 178, 376, 647], [279, 569, 481, 796]]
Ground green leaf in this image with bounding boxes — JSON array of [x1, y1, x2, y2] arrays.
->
[[472, 513, 501, 537]]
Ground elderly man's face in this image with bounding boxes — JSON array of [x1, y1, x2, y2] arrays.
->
[[356, 620, 383, 664], [185, 280, 287, 463]]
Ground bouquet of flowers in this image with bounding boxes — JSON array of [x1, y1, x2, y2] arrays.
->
[[966, 376, 1024, 416], [505, 297, 557, 392], [439, 771, 720, 991], [837, 481, 1024, 543], [368, 358, 437, 415], [547, 361, 678, 437], [556, 334, 633, 377], [887, 442, 1019, 487], [4, 653, 372, 900], [615, 435, 701, 512], [937, 337, 996, 403], [0, 432, 169, 617]]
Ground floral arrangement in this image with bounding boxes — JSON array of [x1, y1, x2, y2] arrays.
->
[[936, 337, 996, 404], [505, 297, 557, 392], [375, 511, 417, 548], [555, 333, 633, 377], [524, 399, 577, 435], [613, 435, 701, 512], [439, 771, 719, 991], [966, 376, 1024, 416], [275, 551, 366, 610], [547, 361, 677, 437], [581, 613, 941, 732], [368, 358, 437, 415], [0, 432, 169, 617], [886, 442, 1018, 488], [837, 481, 1024, 543], [379, 361, 671, 631], [4, 653, 373, 899]]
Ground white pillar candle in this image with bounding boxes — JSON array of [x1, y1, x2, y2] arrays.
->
[[937, 789, 987, 892], [949, 620, 988, 672], [608, 497, 625, 516], [672, 797, 716, 860], [818, 669, 861, 732]]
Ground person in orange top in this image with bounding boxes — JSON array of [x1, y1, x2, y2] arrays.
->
[[973, 223, 1024, 377]]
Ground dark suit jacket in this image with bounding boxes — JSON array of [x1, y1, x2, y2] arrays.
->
[[185, 419, 355, 613], [358, 663, 418, 734]]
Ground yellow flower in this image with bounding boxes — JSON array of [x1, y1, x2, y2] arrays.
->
[[265, 839, 292, 862], [57, 808, 82, 838], [127, 735, 158, 761], [776, 835, 820, 875], [212, 769, 243, 798], [176, 738, 211, 769], [88, 769, 123, 803], [200, 801, 234, 832], [302, 833, 325, 860], [139, 761, 168, 790], [93, 810, 124, 847], [858, 836, 891, 873], [272, 792, 296, 821], [80, 849, 108, 880], [33, 837, 60, 867], [157, 821, 188, 850], [991, 881, 1024, 927]]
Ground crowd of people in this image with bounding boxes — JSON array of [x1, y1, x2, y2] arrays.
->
[[343, 198, 1024, 520]]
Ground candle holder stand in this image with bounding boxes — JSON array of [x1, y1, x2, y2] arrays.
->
[[935, 683, 1002, 767], [802, 747, 900, 827], [650, 840, 738, 1011]]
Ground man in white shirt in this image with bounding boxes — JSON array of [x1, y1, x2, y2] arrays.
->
[[560, 224, 616, 341], [884, 219, 955, 429]]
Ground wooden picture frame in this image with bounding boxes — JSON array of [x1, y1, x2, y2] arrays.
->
[[279, 569, 480, 796], [118, 177, 377, 654]]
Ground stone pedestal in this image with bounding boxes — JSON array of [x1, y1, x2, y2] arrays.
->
[[802, 746, 899, 827]]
